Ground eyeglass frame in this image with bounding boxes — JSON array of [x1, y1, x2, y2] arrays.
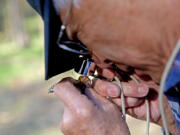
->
[[56, 0, 91, 56]]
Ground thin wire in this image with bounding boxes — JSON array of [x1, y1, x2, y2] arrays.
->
[[114, 77, 126, 121], [78, 60, 86, 74], [130, 75, 150, 135], [57, 0, 73, 44], [145, 100, 150, 135], [57, 0, 91, 55], [58, 44, 89, 55], [159, 39, 180, 135], [63, 41, 89, 50]]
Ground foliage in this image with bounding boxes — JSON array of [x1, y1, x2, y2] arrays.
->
[[0, 15, 44, 87]]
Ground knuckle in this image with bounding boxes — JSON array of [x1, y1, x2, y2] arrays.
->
[[60, 77, 74, 83], [61, 123, 69, 134], [75, 107, 92, 119], [61, 118, 73, 132], [54, 79, 73, 92], [60, 121, 67, 133]]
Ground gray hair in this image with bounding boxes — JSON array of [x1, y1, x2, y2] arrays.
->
[[52, 0, 81, 14]]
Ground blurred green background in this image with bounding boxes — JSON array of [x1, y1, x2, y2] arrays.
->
[[0, 0, 162, 135], [0, 0, 64, 135], [0, 0, 44, 87]]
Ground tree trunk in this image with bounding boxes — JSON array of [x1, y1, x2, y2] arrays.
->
[[7, 0, 29, 48]]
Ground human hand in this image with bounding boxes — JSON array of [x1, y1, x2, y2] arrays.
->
[[54, 78, 130, 135], [91, 67, 178, 134]]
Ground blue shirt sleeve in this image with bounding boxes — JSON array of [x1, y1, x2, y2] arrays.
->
[[165, 51, 180, 134]]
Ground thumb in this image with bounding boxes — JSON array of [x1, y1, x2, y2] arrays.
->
[[54, 78, 94, 113]]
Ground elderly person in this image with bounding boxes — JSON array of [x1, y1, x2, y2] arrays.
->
[[27, 0, 180, 135]]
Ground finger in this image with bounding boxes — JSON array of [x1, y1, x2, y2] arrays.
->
[[62, 107, 72, 125], [54, 79, 94, 113], [126, 105, 147, 121], [132, 74, 159, 92], [60, 107, 76, 135], [85, 87, 109, 106], [85, 87, 116, 112], [112, 97, 144, 108], [93, 79, 149, 98], [97, 68, 115, 79], [61, 107, 72, 131], [92, 79, 120, 97], [122, 81, 149, 97]]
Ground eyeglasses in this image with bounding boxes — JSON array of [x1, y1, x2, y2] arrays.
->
[[56, 0, 92, 60], [57, 25, 90, 55]]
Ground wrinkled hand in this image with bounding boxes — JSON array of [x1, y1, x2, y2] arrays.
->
[[93, 78, 161, 123], [92, 73, 161, 123], [54, 78, 130, 135], [91, 67, 177, 134]]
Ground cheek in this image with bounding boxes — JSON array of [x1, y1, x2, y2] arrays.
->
[[90, 43, 133, 68], [91, 53, 112, 68], [116, 64, 134, 73], [100, 45, 140, 67]]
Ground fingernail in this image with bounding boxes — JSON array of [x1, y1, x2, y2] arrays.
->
[[107, 89, 119, 97]]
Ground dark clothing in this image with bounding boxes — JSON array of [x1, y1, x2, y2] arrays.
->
[[27, 0, 82, 80]]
